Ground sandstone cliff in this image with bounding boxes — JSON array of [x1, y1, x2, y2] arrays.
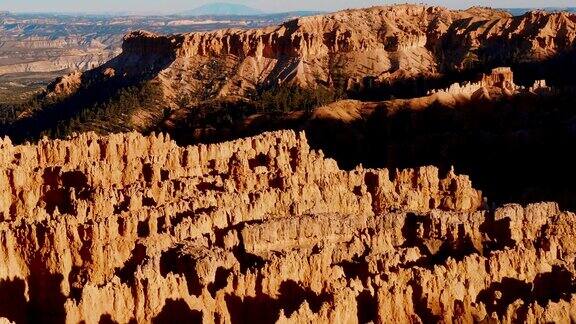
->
[[10, 5, 574, 145], [44, 5, 575, 106], [45, 5, 511, 101], [0, 130, 575, 323], [442, 10, 576, 69]]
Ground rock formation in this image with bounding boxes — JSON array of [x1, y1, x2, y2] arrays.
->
[[442, 10, 576, 68], [43, 5, 575, 106], [45, 5, 485, 100], [427, 67, 516, 97], [0, 11, 314, 104], [9, 5, 574, 144], [0, 129, 575, 323], [3, 5, 576, 323], [426, 67, 554, 98]]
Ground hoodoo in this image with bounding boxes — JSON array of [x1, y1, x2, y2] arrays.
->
[[2, 3, 576, 323], [0, 130, 575, 322]]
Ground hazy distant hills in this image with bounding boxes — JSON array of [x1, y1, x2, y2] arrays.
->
[[183, 3, 264, 16], [183, 5, 576, 17], [0, 9, 321, 103], [505, 7, 576, 16]]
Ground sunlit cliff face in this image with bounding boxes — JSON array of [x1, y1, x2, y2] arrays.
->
[[1, 4, 576, 323], [0, 129, 574, 323]]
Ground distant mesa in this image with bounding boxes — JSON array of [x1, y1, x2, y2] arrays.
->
[[182, 2, 264, 16]]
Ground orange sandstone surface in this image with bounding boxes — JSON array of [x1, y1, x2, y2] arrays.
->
[[0, 130, 575, 323], [45, 5, 576, 104]]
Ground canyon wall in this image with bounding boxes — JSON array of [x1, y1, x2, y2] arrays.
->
[[442, 10, 576, 67], [46, 5, 510, 100], [0, 130, 575, 323], [45, 5, 576, 105]]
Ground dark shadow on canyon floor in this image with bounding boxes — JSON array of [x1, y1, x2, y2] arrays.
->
[[0, 267, 67, 324], [225, 279, 332, 324], [305, 90, 576, 210], [0, 278, 27, 324], [162, 51, 576, 210], [152, 299, 203, 324], [4, 50, 576, 211], [169, 87, 576, 211]]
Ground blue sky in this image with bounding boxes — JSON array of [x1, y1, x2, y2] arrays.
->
[[1, 0, 575, 13]]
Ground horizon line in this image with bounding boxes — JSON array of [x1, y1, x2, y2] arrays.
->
[[2, 5, 575, 16]]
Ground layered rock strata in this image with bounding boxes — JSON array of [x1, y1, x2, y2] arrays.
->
[[45, 5, 576, 105], [44, 5, 504, 100], [0, 130, 575, 323]]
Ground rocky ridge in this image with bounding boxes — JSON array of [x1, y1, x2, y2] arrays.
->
[[0, 130, 575, 323], [0, 11, 318, 104], [43, 5, 494, 101], [45, 5, 576, 106]]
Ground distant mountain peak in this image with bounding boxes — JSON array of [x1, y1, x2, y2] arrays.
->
[[184, 2, 264, 16]]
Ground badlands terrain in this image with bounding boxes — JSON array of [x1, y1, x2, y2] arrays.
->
[[0, 11, 315, 102], [4, 4, 575, 138], [1, 3, 576, 324]]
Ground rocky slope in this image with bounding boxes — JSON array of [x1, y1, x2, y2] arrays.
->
[[3, 5, 576, 324], [44, 5, 576, 104], [0, 12, 316, 103], [0, 12, 312, 77], [6, 5, 575, 142], [44, 5, 505, 101], [1, 129, 576, 323]]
